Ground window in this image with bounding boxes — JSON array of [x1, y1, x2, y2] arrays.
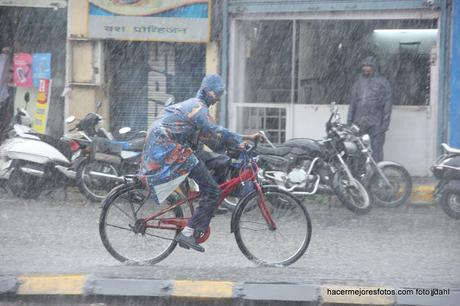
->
[[238, 19, 437, 106], [297, 19, 436, 105], [242, 20, 293, 103], [238, 106, 286, 143]]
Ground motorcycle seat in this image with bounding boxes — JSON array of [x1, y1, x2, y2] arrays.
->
[[442, 143, 460, 154], [255, 145, 292, 156]]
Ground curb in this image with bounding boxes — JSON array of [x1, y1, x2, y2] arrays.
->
[[410, 185, 435, 204], [1, 275, 459, 305]]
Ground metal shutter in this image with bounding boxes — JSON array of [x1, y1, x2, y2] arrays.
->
[[147, 43, 205, 126], [109, 41, 149, 133]]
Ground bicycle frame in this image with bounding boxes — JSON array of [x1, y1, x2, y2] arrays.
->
[[140, 152, 277, 240]]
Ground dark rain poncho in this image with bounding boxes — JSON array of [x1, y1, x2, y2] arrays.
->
[[347, 57, 392, 132]]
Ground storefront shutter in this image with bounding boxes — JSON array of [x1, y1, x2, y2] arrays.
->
[[146, 43, 205, 126], [109, 42, 149, 133]]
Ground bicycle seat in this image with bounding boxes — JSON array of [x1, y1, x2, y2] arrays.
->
[[255, 145, 292, 156]]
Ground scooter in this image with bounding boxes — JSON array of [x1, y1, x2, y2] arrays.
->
[[431, 143, 460, 219], [0, 110, 75, 198]]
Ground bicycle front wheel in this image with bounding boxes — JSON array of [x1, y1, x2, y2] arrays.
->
[[99, 182, 183, 265], [234, 187, 312, 266]]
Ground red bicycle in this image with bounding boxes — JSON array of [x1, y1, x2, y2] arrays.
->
[[99, 143, 312, 266]]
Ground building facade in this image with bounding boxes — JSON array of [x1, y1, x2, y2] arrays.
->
[[0, 0, 67, 136], [65, 0, 217, 134], [222, 0, 456, 176], [0, 0, 458, 177]]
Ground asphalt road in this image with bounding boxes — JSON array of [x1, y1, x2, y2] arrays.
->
[[1, 187, 459, 289]]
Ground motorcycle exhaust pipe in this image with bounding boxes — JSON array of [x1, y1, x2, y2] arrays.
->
[[20, 167, 45, 177], [55, 165, 76, 180], [88, 171, 124, 182]]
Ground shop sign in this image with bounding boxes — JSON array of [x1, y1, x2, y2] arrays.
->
[[32, 53, 51, 88], [32, 79, 51, 134], [0, 0, 66, 8], [88, 0, 210, 42], [13, 53, 32, 87]]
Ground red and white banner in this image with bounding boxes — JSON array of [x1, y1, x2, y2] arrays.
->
[[13, 53, 33, 87]]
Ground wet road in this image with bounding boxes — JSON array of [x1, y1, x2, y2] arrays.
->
[[0, 188, 459, 289]]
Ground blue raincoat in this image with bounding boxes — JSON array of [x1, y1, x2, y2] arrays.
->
[[141, 97, 242, 203]]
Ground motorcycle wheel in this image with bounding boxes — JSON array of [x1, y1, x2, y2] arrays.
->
[[77, 159, 120, 203], [334, 171, 371, 214], [368, 165, 412, 208], [8, 164, 41, 199], [440, 190, 460, 219]]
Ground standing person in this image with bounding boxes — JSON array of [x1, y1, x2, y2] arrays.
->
[[347, 56, 392, 162], [0, 46, 13, 144], [141, 74, 260, 253]]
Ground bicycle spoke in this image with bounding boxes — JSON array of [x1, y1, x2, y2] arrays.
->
[[144, 231, 175, 241], [234, 188, 312, 266], [100, 185, 183, 265], [106, 223, 133, 232], [239, 225, 270, 232], [111, 202, 136, 222]]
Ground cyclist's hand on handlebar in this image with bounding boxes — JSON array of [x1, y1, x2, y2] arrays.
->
[[243, 132, 263, 142], [238, 132, 263, 150], [238, 141, 251, 150]]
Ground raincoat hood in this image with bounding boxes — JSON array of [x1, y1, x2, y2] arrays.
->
[[361, 56, 378, 70], [196, 74, 225, 106]]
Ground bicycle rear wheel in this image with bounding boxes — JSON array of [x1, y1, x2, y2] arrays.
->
[[99, 182, 183, 265], [233, 187, 312, 266]]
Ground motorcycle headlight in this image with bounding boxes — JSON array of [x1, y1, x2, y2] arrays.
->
[[361, 134, 371, 147]]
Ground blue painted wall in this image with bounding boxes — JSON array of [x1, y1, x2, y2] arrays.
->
[[450, 0, 460, 147]]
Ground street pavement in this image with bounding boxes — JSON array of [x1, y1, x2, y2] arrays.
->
[[0, 187, 459, 290]]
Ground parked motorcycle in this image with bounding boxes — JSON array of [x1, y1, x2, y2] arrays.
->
[[253, 105, 371, 214], [431, 143, 460, 219], [327, 105, 412, 208], [0, 110, 75, 198], [77, 136, 144, 202], [65, 113, 146, 202]]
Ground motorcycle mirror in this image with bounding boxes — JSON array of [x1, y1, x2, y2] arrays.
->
[[259, 131, 276, 148], [96, 100, 102, 111], [65, 116, 76, 124], [24, 92, 30, 103], [17, 108, 27, 116], [119, 127, 131, 134], [330, 101, 338, 114]]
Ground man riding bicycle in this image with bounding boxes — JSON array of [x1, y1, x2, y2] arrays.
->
[[141, 74, 260, 252]]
